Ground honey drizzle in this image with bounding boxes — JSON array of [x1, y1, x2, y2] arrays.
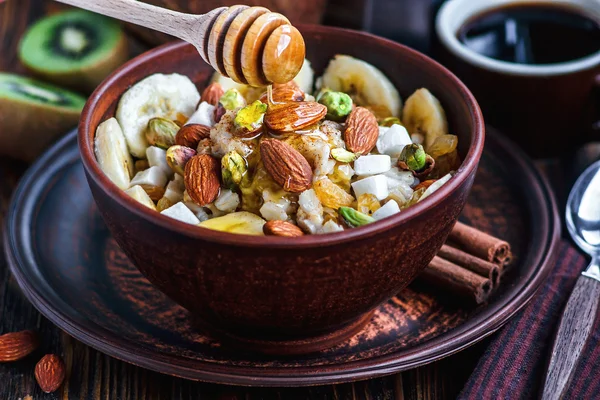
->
[[266, 85, 286, 106], [267, 84, 275, 105]]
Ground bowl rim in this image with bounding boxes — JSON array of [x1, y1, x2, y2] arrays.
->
[[78, 25, 485, 248]]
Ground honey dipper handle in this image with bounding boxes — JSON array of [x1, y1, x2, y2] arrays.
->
[[54, 0, 223, 46]]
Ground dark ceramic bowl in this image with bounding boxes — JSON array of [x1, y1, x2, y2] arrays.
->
[[78, 25, 485, 354]]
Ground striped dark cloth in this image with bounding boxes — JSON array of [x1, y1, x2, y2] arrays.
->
[[459, 240, 599, 399]]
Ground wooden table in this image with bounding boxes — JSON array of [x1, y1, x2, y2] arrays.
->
[[0, 1, 486, 398]]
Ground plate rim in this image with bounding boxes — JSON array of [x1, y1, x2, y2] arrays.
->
[[4, 128, 560, 386]]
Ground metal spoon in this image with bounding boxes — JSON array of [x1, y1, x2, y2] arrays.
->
[[541, 159, 600, 400]]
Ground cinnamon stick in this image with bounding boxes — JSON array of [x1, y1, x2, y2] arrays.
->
[[437, 244, 500, 287], [448, 222, 511, 267], [421, 256, 492, 304]]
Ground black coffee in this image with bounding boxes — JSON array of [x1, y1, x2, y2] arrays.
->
[[458, 4, 600, 64]]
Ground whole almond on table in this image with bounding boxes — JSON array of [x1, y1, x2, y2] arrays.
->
[[176, 124, 211, 149], [0, 330, 39, 362], [263, 220, 305, 237], [35, 354, 66, 393], [264, 102, 327, 133], [184, 154, 221, 206], [343, 106, 379, 154], [260, 139, 313, 193], [200, 82, 224, 106]]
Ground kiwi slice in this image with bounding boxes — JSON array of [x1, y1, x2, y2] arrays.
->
[[18, 10, 128, 94], [0, 73, 86, 161]]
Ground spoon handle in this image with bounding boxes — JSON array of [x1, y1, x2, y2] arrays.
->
[[54, 0, 203, 43], [541, 266, 600, 400]]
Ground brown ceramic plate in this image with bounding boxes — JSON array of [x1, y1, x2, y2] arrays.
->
[[4, 127, 559, 386]]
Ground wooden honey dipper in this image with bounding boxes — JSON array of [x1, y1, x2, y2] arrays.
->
[[54, 0, 306, 86]]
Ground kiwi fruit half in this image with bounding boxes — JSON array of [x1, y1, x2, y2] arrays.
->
[[18, 10, 128, 94], [0, 73, 86, 161]]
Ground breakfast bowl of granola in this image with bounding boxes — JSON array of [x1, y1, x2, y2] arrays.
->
[[78, 25, 484, 354]]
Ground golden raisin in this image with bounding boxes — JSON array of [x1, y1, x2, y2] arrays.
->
[[313, 178, 354, 209], [357, 193, 381, 216]]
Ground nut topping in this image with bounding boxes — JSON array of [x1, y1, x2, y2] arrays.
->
[[94, 59, 459, 237], [260, 81, 305, 104], [343, 106, 379, 154], [175, 124, 211, 149], [264, 101, 327, 133], [260, 138, 313, 193], [200, 82, 224, 106], [145, 117, 178, 149], [184, 154, 221, 205], [166, 145, 197, 176], [263, 220, 305, 237], [234, 100, 267, 136]]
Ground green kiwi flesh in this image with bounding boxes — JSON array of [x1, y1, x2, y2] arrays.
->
[[19, 10, 128, 94], [0, 73, 86, 161]]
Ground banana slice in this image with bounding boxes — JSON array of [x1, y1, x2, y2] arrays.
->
[[199, 211, 266, 235], [94, 117, 134, 190], [402, 88, 449, 151], [210, 58, 314, 101], [116, 73, 200, 158], [320, 55, 401, 119], [125, 185, 156, 210], [293, 58, 315, 94]]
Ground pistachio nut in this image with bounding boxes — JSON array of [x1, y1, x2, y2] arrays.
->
[[219, 88, 246, 110], [318, 90, 353, 121], [339, 206, 375, 227], [221, 150, 247, 190], [145, 117, 179, 149], [234, 100, 267, 135], [315, 88, 329, 102], [331, 148, 356, 163], [398, 144, 427, 172], [166, 145, 197, 176]]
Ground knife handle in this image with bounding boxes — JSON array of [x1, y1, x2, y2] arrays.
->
[[541, 273, 600, 400]]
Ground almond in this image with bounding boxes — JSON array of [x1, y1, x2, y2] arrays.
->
[[0, 330, 39, 362], [263, 220, 304, 237], [213, 104, 226, 123], [200, 82, 224, 106], [264, 102, 327, 133], [343, 106, 379, 154], [176, 124, 211, 149], [35, 354, 66, 393], [260, 81, 305, 104], [184, 154, 221, 205], [260, 139, 313, 193]]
